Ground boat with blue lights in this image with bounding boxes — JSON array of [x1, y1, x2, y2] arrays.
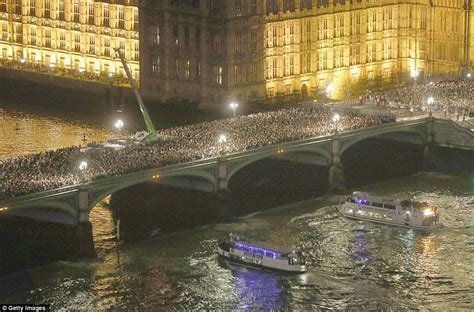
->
[[340, 191, 442, 230], [217, 234, 306, 273]]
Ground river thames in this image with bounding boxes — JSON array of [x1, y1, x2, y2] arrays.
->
[[0, 106, 473, 310]]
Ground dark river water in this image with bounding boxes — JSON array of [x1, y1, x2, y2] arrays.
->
[[0, 107, 473, 310]]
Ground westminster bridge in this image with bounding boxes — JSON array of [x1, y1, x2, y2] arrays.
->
[[0, 117, 473, 256]]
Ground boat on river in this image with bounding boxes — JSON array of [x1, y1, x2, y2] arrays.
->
[[340, 191, 442, 230], [217, 234, 306, 273]]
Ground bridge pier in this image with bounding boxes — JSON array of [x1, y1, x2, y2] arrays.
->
[[216, 158, 234, 222], [329, 139, 346, 191], [76, 186, 96, 258]]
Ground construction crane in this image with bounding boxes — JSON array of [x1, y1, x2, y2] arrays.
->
[[114, 48, 158, 142]]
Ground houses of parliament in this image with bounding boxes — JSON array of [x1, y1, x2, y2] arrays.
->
[[0, 0, 473, 106]]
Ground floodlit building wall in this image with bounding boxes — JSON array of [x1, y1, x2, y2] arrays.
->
[[0, 0, 140, 84]]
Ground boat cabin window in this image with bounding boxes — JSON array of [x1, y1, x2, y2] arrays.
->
[[383, 204, 396, 210], [372, 202, 383, 208]]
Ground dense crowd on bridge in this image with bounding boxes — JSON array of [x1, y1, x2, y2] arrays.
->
[[367, 80, 474, 119], [0, 106, 394, 201]]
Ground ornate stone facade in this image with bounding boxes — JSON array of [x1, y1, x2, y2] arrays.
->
[[140, 0, 473, 106], [0, 0, 140, 82]]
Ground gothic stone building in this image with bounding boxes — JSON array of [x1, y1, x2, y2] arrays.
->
[[0, 0, 140, 84], [140, 0, 473, 106]]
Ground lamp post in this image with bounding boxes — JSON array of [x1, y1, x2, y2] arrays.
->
[[115, 119, 124, 132], [78, 67, 85, 82], [326, 83, 334, 100], [218, 134, 227, 156], [332, 113, 340, 134], [229, 102, 239, 117], [411, 70, 419, 88], [49, 63, 55, 81], [19, 58, 26, 75], [79, 160, 88, 183], [467, 73, 472, 80], [427, 96, 434, 117]]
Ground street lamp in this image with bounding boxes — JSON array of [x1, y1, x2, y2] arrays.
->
[[218, 134, 227, 155], [79, 160, 88, 183], [326, 83, 334, 99], [115, 119, 124, 132], [427, 96, 434, 117], [411, 70, 419, 88], [230, 102, 239, 117], [467, 73, 472, 79], [332, 113, 340, 133]]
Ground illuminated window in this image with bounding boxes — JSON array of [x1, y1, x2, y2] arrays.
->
[[59, 30, 66, 49], [185, 60, 190, 79], [117, 7, 124, 29], [29, 0, 36, 16], [73, 32, 80, 52], [196, 62, 200, 80], [151, 55, 160, 76], [58, 0, 64, 20], [103, 5, 109, 27], [234, 0, 241, 16], [133, 41, 139, 61], [212, 65, 223, 84], [272, 58, 277, 77], [1, 22, 7, 40], [73, 0, 79, 22], [44, 0, 51, 18], [118, 39, 125, 56], [133, 8, 139, 31], [89, 35, 95, 54], [234, 65, 242, 84], [149, 25, 160, 45], [173, 25, 179, 46], [14, 0, 21, 15], [30, 26, 37, 45], [87, 1, 94, 24], [104, 37, 110, 56], [44, 28, 51, 48], [175, 58, 179, 77]]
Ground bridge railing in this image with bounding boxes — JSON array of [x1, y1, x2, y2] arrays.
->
[[0, 118, 433, 205], [0, 184, 80, 207]]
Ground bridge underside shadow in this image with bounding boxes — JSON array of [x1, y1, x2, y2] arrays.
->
[[341, 135, 424, 189], [109, 176, 219, 241], [228, 156, 329, 216], [0, 214, 81, 276]]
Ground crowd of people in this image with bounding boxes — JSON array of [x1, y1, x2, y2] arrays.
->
[[364, 80, 474, 120], [0, 59, 131, 86], [0, 107, 394, 201]]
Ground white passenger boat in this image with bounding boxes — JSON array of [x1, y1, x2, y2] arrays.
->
[[340, 192, 442, 230], [217, 234, 306, 273]]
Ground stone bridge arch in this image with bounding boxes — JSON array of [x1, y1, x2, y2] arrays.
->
[[339, 129, 428, 157], [226, 145, 332, 185], [88, 169, 219, 212], [4, 201, 78, 225]]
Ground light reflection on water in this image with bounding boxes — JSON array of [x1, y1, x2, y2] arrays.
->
[[1, 173, 471, 310], [0, 108, 116, 160], [0, 108, 472, 309]]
